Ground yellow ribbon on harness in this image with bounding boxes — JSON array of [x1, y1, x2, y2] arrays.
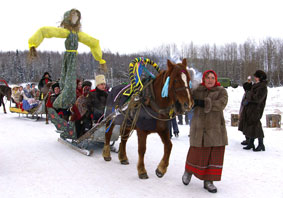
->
[[123, 57, 160, 96], [169, 108, 174, 119]]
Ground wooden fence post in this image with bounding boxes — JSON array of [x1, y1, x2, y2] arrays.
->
[[266, 114, 281, 128], [231, 114, 239, 127]]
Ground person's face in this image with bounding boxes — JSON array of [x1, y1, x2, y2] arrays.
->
[[97, 83, 106, 91], [71, 11, 79, 25], [78, 81, 82, 89], [54, 87, 60, 95], [19, 86, 23, 91], [26, 85, 30, 89], [254, 76, 260, 83], [44, 74, 49, 78], [204, 72, 216, 88], [32, 84, 35, 88]]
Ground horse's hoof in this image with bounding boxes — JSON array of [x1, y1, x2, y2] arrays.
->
[[120, 160, 129, 165], [139, 173, 149, 179], [104, 156, 112, 161], [155, 169, 164, 178]]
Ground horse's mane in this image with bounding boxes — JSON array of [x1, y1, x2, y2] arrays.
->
[[155, 70, 169, 86]]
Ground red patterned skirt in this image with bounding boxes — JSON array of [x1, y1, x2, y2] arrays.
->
[[185, 146, 225, 181]]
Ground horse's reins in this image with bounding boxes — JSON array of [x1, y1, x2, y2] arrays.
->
[[119, 79, 154, 141]]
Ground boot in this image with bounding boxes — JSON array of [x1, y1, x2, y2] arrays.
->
[[253, 138, 265, 152], [204, 181, 217, 193], [241, 136, 250, 145], [243, 138, 255, 150], [182, 171, 192, 185], [174, 131, 179, 137]]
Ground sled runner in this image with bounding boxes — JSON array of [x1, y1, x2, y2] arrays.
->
[[57, 138, 93, 156]]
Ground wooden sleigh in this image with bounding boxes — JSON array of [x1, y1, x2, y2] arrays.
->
[[9, 100, 46, 120]]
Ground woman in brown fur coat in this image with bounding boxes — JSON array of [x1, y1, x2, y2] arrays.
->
[[238, 70, 268, 152], [182, 70, 228, 193]]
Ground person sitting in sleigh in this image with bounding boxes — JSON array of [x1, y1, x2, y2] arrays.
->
[[46, 82, 70, 121]]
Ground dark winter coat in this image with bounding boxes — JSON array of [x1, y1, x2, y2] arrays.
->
[[190, 84, 228, 147], [239, 81, 253, 115], [88, 88, 108, 121], [238, 80, 268, 138], [38, 77, 52, 91]]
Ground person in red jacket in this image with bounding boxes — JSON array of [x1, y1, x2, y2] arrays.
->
[[46, 83, 69, 121], [76, 79, 83, 99]]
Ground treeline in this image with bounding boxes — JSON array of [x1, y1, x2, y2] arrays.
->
[[1, 38, 283, 87]]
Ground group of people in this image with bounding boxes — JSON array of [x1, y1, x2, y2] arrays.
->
[[11, 82, 41, 111], [44, 73, 108, 139], [25, 7, 270, 194]]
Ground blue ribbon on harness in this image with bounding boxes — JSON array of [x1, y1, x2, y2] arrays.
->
[[135, 64, 156, 84], [161, 76, 170, 98], [105, 107, 115, 133]]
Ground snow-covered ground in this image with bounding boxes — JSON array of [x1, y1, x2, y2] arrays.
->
[[0, 86, 282, 198]]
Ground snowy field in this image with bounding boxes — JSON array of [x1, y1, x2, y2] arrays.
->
[[0, 86, 282, 198]]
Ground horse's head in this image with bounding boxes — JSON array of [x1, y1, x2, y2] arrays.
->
[[166, 59, 194, 115]]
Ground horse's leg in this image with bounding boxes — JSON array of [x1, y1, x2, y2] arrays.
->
[[103, 121, 114, 161], [136, 129, 149, 179], [1, 98, 7, 114], [155, 125, 172, 178], [118, 128, 130, 165], [3, 102, 6, 113]]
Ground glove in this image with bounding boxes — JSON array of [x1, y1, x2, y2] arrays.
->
[[100, 63, 108, 73], [194, 99, 205, 108]]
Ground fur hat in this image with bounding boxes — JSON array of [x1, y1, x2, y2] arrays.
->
[[52, 82, 60, 91], [82, 81, 92, 88], [254, 70, 267, 81], [95, 75, 106, 86], [43, 72, 51, 78]]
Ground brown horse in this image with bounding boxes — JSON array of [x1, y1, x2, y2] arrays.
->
[[0, 85, 12, 114], [102, 59, 194, 179]]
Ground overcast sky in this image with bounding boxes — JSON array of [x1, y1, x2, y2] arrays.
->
[[1, 0, 283, 54]]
